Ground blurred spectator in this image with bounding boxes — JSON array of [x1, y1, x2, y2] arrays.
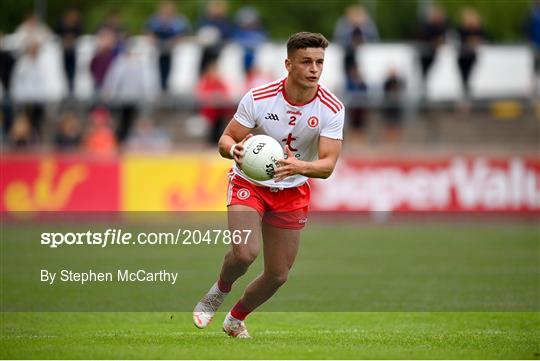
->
[[8, 113, 37, 150], [334, 4, 379, 47], [198, 0, 233, 39], [232, 7, 268, 74], [99, 9, 128, 56], [12, 13, 52, 54], [344, 66, 369, 136], [197, 0, 233, 74], [101, 41, 158, 143], [146, 1, 191, 91], [526, 1, 540, 96], [90, 28, 117, 93], [417, 5, 449, 92], [197, 59, 232, 144], [342, 27, 364, 79], [11, 41, 48, 139], [0, 34, 16, 137], [124, 117, 172, 152], [55, 8, 82, 94], [334, 5, 378, 87], [84, 107, 117, 156], [54, 112, 82, 151], [381, 67, 405, 143], [457, 8, 485, 100]]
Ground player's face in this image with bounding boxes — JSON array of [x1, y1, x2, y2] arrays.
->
[[285, 48, 325, 89]]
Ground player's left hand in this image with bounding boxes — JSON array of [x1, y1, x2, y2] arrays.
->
[[274, 146, 306, 182]]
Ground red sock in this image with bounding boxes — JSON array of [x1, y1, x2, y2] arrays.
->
[[217, 277, 232, 293], [230, 300, 251, 321]]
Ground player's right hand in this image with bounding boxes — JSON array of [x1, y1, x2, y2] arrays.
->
[[231, 133, 253, 167]]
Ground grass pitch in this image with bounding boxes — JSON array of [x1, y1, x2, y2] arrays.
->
[[1, 221, 539, 358], [1, 312, 538, 359]]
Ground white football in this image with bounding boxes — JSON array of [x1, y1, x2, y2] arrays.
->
[[241, 135, 284, 181]]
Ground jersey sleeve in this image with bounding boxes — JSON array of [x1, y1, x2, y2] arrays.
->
[[320, 107, 345, 140], [233, 92, 256, 128]]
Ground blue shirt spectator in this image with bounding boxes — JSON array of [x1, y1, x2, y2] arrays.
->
[[147, 15, 190, 43], [526, 1, 540, 49], [146, 1, 191, 91], [232, 7, 268, 73], [197, 0, 234, 42], [147, 1, 191, 53], [334, 4, 379, 48]]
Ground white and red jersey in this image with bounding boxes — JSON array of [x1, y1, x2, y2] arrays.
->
[[232, 77, 345, 188]]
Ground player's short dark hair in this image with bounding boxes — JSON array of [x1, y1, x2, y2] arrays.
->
[[286, 32, 329, 56]]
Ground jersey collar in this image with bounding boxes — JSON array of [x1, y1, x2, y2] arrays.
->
[[281, 77, 319, 107]]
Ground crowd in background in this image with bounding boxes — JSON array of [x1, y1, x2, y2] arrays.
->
[[0, 0, 539, 154]]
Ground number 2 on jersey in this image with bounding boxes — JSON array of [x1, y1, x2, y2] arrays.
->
[[289, 115, 296, 126]]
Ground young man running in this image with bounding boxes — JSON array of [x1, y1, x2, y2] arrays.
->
[[193, 32, 344, 338]]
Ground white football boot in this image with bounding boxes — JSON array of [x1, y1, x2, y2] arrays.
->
[[223, 312, 251, 338], [193, 283, 228, 329]]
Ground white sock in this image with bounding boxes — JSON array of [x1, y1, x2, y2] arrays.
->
[[210, 282, 229, 296], [226, 312, 241, 322]]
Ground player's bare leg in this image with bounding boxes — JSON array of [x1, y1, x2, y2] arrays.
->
[[224, 222, 300, 338], [241, 223, 300, 309], [193, 205, 261, 329], [219, 206, 262, 282]]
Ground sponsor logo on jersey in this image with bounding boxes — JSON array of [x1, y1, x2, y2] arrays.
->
[[298, 218, 308, 224], [237, 188, 250, 200], [265, 113, 279, 121], [286, 110, 302, 116], [307, 116, 319, 128], [282, 133, 298, 152]]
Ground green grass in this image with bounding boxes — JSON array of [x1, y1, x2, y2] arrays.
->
[[2, 221, 539, 312], [1, 220, 539, 358], [1, 312, 539, 359]]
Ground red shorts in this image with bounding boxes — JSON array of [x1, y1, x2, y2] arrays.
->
[[227, 172, 310, 230]]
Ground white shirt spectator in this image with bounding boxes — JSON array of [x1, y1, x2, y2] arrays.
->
[[11, 48, 48, 103], [12, 15, 53, 55], [101, 49, 159, 103]]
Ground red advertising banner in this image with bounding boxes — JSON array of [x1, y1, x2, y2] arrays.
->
[[2, 154, 539, 213], [310, 157, 540, 212], [0, 155, 119, 212]]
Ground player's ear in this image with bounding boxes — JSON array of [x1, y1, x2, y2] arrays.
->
[[285, 57, 291, 72]]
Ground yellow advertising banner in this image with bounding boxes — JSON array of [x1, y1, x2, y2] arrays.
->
[[122, 154, 232, 211]]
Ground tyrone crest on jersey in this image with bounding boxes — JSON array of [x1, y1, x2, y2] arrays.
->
[[307, 116, 319, 128]]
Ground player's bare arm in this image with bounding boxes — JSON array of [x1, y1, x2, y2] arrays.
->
[[274, 136, 342, 181], [218, 119, 253, 165]]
